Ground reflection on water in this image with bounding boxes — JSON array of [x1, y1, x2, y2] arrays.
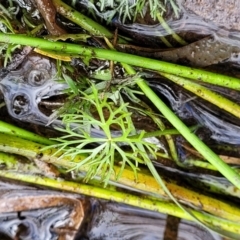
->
[[81, 202, 221, 240], [0, 181, 223, 240], [110, 0, 240, 69], [0, 206, 70, 240], [0, 53, 67, 126], [0, 181, 84, 240], [149, 81, 240, 144]]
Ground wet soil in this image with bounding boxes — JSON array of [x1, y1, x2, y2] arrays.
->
[[180, 0, 240, 31]]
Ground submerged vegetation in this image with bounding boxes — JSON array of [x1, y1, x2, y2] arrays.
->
[[88, 0, 180, 22], [0, 0, 240, 238]]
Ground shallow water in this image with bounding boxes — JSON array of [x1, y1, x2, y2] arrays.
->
[[0, 181, 84, 240], [0, 0, 240, 239], [150, 81, 240, 144], [0, 52, 67, 125], [81, 202, 221, 240], [0, 180, 224, 240]]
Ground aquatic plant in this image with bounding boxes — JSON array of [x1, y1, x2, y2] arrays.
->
[[1, 0, 240, 238], [94, 0, 179, 22], [48, 82, 160, 186]]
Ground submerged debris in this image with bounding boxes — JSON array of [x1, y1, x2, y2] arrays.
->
[[154, 36, 240, 67], [0, 52, 67, 125], [0, 182, 85, 240]]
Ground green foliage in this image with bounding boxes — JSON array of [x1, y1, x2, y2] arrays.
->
[[95, 0, 179, 22], [0, 3, 19, 66], [51, 82, 159, 186]]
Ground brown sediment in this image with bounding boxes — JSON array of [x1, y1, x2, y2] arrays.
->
[[180, 0, 240, 31]]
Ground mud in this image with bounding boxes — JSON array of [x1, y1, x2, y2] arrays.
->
[[180, 0, 240, 31]]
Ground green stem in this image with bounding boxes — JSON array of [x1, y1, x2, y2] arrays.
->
[[107, 38, 240, 189], [93, 37, 240, 229], [130, 125, 198, 139], [0, 4, 12, 19], [30, 24, 44, 35], [0, 171, 198, 220], [138, 80, 240, 188], [0, 120, 56, 145], [183, 159, 217, 171], [0, 171, 240, 237], [0, 34, 239, 186], [22, 12, 36, 28], [1, 132, 240, 222], [0, 133, 86, 168], [0, 33, 239, 90], [159, 36, 173, 47], [135, 103, 181, 163], [117, 62, 240, 188], [52, 0, 113, 38], [156, 12, 187, 46]]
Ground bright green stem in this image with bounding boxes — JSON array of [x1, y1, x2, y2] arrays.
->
[[137, 80, 240, 188], [119, 60, 240, 188], [142, 103, 180, 163], [161, 72, 240, 119], [108, 41, 240, 188], [1, 170, 240, 236], [184, 159, 217, 171], [156, 12, 187, 46], [52, 0, 113, 38], [0, 120, 56, 145], [0, 34, 239, 186], [0, 33, 239, 90], [130, 125, 198, 139]]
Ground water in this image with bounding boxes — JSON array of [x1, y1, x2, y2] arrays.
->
[[150, 81, 240, 144], [0, 180, 223, 240], [80, 202, 221, 240], [0, 52, 67, 125], [0, 181, 84, 240], [0, 0, 240, 239]]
